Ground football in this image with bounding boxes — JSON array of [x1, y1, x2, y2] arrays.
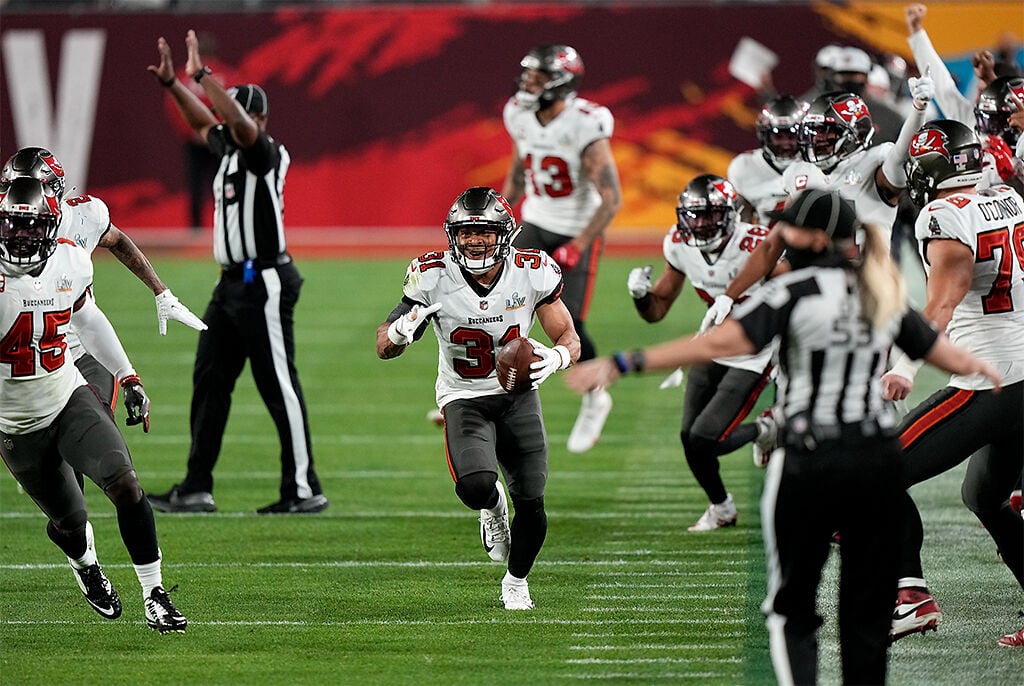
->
[[496, 336, 540, 394]]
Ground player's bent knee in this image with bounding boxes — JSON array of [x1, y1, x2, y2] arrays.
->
[[104, 470, 144, 506], [455, 471, 498, 510]]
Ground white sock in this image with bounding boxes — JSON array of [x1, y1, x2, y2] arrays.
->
[[488, 484, 508, 516], [134, 556, 163, 598], [67, 521, 97, 570], [502, 571, 527, 586], [898, 577, 928, 590]]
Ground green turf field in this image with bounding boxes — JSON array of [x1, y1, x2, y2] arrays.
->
[[0, 255, 1020, 685]]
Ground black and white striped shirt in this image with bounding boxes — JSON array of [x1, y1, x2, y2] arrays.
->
[[208, 125, 290, 268], [733, 266, 938, 429]]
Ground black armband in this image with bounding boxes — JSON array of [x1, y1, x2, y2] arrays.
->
[[632, 293, 652, 313], [159, 75, 176, 88], [612, 349, 647, 374], [612, 351, 630, 374], [193, 66, 212, 83]]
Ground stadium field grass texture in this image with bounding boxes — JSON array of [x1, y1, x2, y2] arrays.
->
[[0, 255, 1020, 685]]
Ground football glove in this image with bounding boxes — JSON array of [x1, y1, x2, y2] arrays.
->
[[527, 338, 571, 387], [551, 243, 582, 271], [908, 68, 934, 111], [387, 302, 442, 346], [155, 289, 207, 335], [699, 295, 734, 334], [627, 265, 653, 300], [120, 374, 151, 433]]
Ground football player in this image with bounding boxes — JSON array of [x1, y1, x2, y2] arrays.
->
[[881, 120, 1024, 647], [501, 44, 622, 454], [905, 4, 1024, 192], [626, 175, 778, 531], [0, 178, 187, 633], [376, 187, 580, 610], [700, 78, 936, 334], [728, 95, 809, 224], [1, 147, 206, 408]]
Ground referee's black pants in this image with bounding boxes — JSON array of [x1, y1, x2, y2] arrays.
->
[[180, 261, 323, 501], [763, 431, 904, 686]]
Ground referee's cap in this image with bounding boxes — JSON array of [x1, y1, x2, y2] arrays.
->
[[228, 84, 269, 117], [767, 189, 858, 240]]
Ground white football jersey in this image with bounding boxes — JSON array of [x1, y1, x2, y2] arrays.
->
[[503, 95, 614, 237], [400, 247, 564, 407], [785, 144, 898, 244], [663, 222, 774, 373], [727, 150, 787, 224], [0, 242, 93, 434], [56, 194, 111, 361], [915, 185, 1024, 389]]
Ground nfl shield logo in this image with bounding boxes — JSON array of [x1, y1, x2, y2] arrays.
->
[[480, 301, 489, 310]]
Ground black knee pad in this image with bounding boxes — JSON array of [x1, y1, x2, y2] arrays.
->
[[681, 432, 718, 466], [455, 471, 498, 510], [104, 470, 143, 507]]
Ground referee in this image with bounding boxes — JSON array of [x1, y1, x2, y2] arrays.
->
[[565, 190, 1000, 685], [146, 30, 328, 515]]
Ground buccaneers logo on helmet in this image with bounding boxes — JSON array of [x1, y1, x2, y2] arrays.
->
[[910, 129, 950, 159], [833, 97, 868, 126]]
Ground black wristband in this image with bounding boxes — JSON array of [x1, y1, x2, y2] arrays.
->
[[632, 293, 652, 313], [612, 351, 630, 374], [193, 66, 212, 83], [159, 75, 176, 88], [630, 349, 646, 373]]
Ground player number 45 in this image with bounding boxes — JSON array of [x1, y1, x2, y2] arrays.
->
[[0, 310, 71, 377]]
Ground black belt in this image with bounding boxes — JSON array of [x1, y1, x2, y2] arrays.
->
[[783, 413, 897, 451], [221, 253, 292, 276]]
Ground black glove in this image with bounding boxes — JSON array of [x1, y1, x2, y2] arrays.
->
[[121, 374, 151, 433]]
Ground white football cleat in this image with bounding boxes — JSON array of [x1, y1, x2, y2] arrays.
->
[[567, 388, 613, 453], [426, 408, 444, 427], [501, 576, 535, 610], [479, 481, 510, 562], [688, 494, 738, 532]]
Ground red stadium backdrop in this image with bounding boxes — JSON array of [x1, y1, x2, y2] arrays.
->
[[0, 2, 1020, 250]]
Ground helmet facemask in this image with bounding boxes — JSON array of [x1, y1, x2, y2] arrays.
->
[[516, 45, 583, 110], [444, 187, 519, 274], [800, 93, 874, 172], [676, 175, 738, 254], [0, 177, 61, 271], [974, 76, 1024, 147], [757, 96, 809, 170]]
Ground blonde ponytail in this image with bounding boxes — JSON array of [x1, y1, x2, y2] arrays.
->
[[857, 222, 906, 330]]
